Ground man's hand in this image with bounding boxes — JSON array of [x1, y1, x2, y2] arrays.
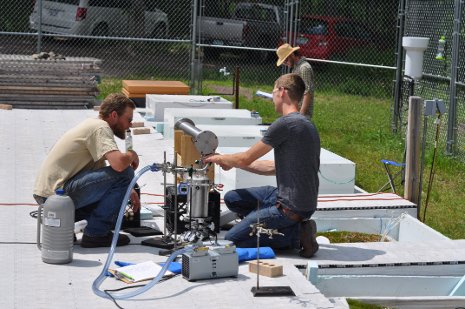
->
[[204, 154, 233, 171], [128, 150, 139, 170], [130, 188, 141, 212]]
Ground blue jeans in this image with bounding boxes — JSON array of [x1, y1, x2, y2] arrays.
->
[[63, 166, 134, 237], [224, 186, 300, 249]]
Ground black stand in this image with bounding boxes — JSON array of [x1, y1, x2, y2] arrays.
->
[[251, 201, 295, 297], [251, 286, 295, 297]]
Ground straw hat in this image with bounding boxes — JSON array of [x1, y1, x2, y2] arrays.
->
[[276, 43, 300, 66]]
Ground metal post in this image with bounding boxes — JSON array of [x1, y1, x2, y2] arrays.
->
[[404, 96, 422, 213], [37, 0, 43, 53], [234, 67, 240, 109], [392, 0, 406, 133], [190, 0, 199, 94], [446, 0, 463, 155]]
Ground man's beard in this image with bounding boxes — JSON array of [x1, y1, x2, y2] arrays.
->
[[112, 124, 125, 140]]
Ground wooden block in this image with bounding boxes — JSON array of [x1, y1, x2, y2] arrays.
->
[[132, 127, 151, 135], [122, 80, 189, 95], [131, 121, 145, 128], [174, 130, 183, 154], [181, 135, 200, 166], [179, 133, 214, 181], [122, 88, 145, 98], [0, 104, 13, 110], [248, 260, 283, 278]]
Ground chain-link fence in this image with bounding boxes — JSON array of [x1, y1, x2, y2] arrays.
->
[[0, 0, 399, 96], [195, 0, 398, 99], [394, 0, 465, 161], [0, 0, 193, 80]]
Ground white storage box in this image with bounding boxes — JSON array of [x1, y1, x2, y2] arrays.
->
[[163, 108, 262, 139], [145, 95, 233, 122], [215, 147, 356, 195]]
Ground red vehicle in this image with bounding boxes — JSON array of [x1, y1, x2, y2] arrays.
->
[[281, 15, 373, 60]]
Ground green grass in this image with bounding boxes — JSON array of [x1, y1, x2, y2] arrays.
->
[[100, 78, 465, 240], [347, 299, 388, 309]]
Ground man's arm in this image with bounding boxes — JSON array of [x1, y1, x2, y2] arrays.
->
[[242, 160, 275, 175], [204, 141, 273, 172], [105, 150, 139, 172], [300, 92, 312, 115]]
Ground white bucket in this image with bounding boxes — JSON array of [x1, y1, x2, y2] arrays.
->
[[402, 37, 429, 79]]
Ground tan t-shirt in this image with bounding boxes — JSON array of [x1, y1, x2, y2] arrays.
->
[[34, 118, 119, 197]]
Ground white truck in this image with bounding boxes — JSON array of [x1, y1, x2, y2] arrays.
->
[[198, 2, 284, 61]]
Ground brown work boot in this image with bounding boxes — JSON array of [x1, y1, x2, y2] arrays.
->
[[299, 219, 319, 258]]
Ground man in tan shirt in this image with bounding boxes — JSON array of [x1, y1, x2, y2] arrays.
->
[[34, 93, 140, 248]]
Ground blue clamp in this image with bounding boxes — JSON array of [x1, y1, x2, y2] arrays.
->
[[151, 163, 160, 172], [381, 159, 405, 167]]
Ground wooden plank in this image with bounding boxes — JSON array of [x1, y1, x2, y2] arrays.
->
[[0, 74, 97, 81], [0, 69, 101, 76], [0, 90, 98, 96], [0, 94, 96, 101], [0, 85, 98, 92], [0, 104, 13, 110]]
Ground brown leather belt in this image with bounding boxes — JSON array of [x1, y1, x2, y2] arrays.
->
[[276, 203, 303, 222]]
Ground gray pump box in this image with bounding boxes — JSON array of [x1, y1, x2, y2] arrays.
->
[[182, 245, 238, 281]]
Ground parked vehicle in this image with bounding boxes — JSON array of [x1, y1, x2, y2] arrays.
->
[[282, 15, 373, 60], [199, 2, 284, 61], [29, 0, 168, 38]]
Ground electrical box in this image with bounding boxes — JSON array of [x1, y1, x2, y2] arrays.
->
[[163, 108, 262, 139], [215, 147, 356, 195], [145, 95, 233, 122]]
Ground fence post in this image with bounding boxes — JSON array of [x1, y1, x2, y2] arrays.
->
[[446, 0, 463, 155], [37, 0, 43, 53], [392, 0, 406, 133], [404, 96, 422, 217], [190, 0, 199, 94]]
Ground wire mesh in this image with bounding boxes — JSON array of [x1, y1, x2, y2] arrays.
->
[[401, 0, 465, 161], [0, 0, 193, 80], [197, 0, 398, 99]]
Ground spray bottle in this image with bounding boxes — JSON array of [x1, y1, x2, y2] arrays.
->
[[435, 35, 446, 60], [125, 128, 133, 151], [37, 189, 75, 264]]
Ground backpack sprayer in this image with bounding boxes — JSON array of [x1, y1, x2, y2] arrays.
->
[[92, 118, 238, 300]]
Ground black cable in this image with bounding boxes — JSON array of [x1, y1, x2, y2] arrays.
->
[[104, 284, 146, 309], [422, 114, 442, 222], [103, 275, 178, 309], [30, 210, 39, 218]]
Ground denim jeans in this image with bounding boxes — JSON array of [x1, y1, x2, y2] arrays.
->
[[63, 166, 134, 237], [224, 186, 300, 249]]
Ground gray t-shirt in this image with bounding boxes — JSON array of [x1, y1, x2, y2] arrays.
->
[[262, 112, 320, 214]]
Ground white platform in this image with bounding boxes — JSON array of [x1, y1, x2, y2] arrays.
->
[[145, 95, 233, 122], [163, 108, 263, 139], [215, 147, 356, 194]]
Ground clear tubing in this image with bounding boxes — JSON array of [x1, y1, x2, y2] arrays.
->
[[92, 164, 193, 299]]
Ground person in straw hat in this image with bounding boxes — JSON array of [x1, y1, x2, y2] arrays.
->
[[206, 73, 320, 258], [276, 43, 315, 119]]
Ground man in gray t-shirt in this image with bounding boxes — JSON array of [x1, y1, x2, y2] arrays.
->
[[205, 73, 320, 258]]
